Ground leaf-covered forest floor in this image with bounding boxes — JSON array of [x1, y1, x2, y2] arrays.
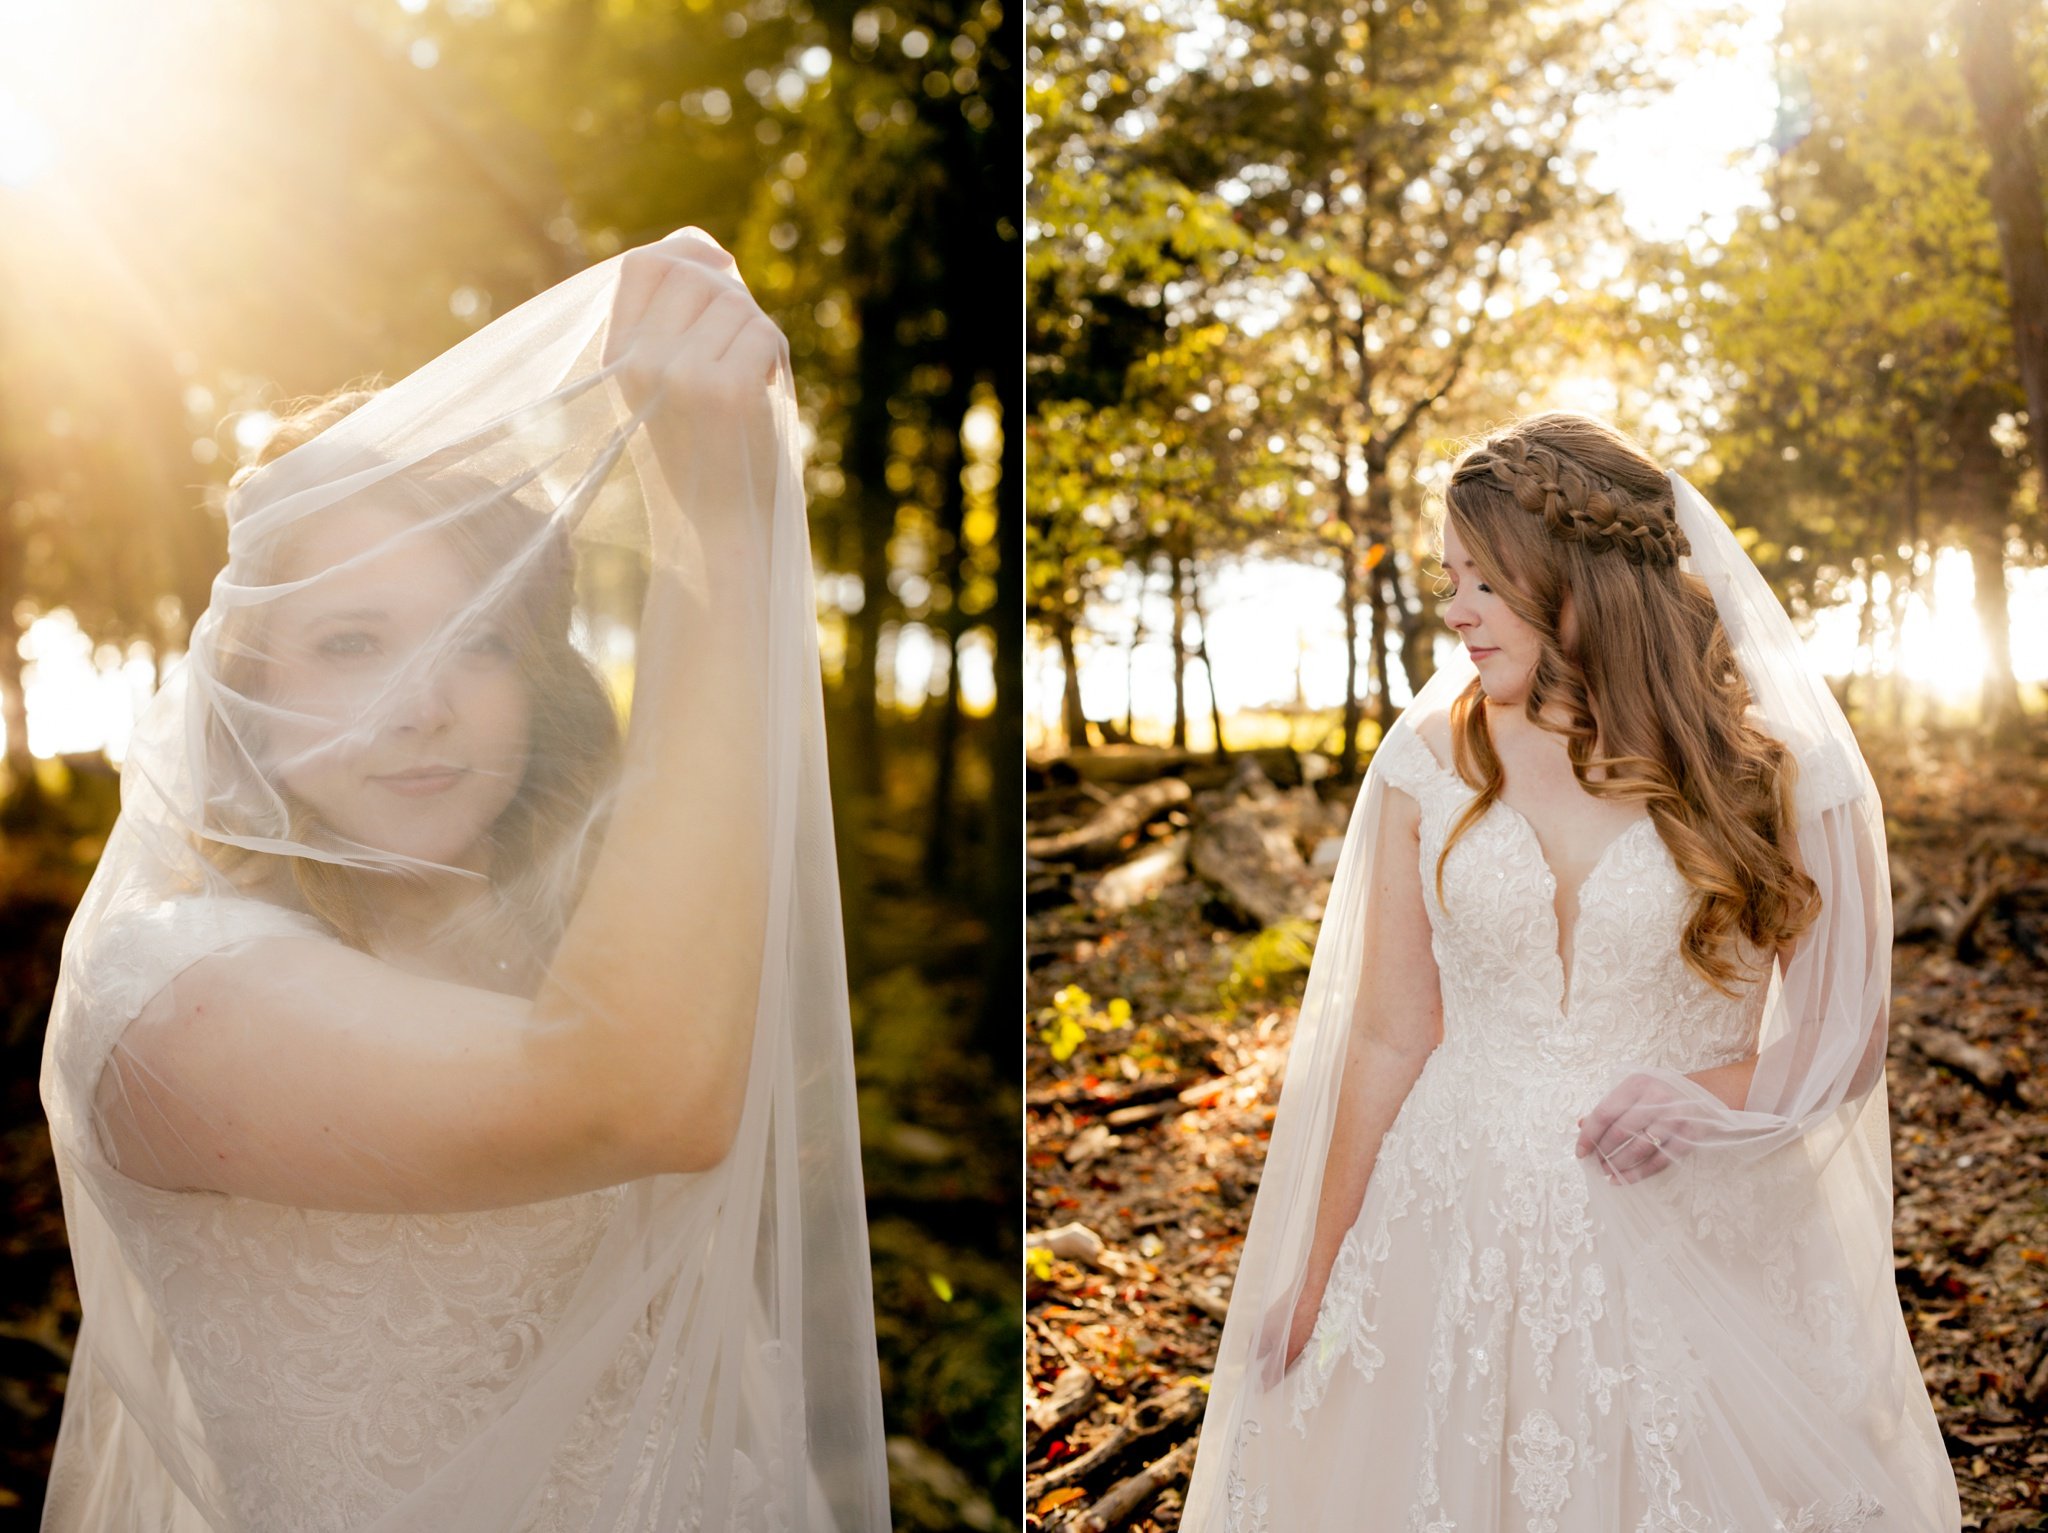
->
[[1025, 730, 2048, 1533], [0, 723, 1019, 1532]]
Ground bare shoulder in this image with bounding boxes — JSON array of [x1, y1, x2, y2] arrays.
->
[[1413, 710, 1455, 771], [1378, 768, 1424, 838]]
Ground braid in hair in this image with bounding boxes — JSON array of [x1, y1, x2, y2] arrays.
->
[[1452, 433, 1691, 568]]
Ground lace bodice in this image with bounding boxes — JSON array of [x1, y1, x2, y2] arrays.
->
[[1372, 723, 1769, 1093], [1220, 726, 1907, 1533], [47, 896, 718, 1531]]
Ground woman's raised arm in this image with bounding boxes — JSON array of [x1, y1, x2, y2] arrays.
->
[[94, 233, 796, 1214]]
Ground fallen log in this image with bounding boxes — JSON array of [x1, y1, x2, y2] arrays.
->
[[1900, 1019, 2018, 1100], [1028, 779, 1193, 867], [1025, 1072, 1199, 1112], [1891, 855, 1942, 941], [1952, 876, 2013, 963], [1087, 834, 1189, 911], [1031, 745, 1303, 790], [1103, 1099, 1181, 1128], [1191, 793, 1325, 928], [1072, 1438, 1199, 1532], [1029, 1365, 1099, 1452], [1032, 1380, 1208, 1494]]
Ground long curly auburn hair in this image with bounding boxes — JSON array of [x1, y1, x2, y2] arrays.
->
[[1426, 411, 1822, 998]]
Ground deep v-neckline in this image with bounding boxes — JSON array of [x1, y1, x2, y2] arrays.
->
[[1399, 726, 1660, 1015]]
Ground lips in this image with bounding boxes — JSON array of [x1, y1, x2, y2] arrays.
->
[[1468, 646, 1498, 661], [371, 766, 468, 797]]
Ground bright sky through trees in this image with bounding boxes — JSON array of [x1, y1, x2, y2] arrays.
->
[[1025, 0, 2048, 750]]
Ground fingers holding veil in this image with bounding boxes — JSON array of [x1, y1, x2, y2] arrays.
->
[[599, 231, 792, 555]]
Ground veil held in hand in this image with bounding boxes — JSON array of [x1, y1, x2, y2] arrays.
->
[[1180, 471, 1960, 1529], [39, 232, 890, 1530]]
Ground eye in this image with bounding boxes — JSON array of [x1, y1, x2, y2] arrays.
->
[[317, 630, 377, 659], [462, 629, 513, 659]]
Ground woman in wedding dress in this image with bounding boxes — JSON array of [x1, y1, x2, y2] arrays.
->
[[1180, 415, 1962, 1532], [38, 229, 890, 1530]]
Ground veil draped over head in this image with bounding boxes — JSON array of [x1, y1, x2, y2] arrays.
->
[[39, 232, 889, 1530], [1181, 472, 1959, 1529]]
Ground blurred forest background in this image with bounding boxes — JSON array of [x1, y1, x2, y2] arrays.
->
[[1025, 0, 2048, 1529], [0, 0, 1020, 1527]]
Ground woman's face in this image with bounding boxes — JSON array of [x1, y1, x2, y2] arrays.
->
[[1440, 519, 1546, 708], [256, 503, 532, 871]]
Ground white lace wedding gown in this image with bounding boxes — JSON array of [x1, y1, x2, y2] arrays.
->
[[1216, 724, 1919, 1533], [43, 895, 792, 1532]]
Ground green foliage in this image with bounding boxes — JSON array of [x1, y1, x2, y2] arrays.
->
[[1033, 982, 1132, 1062], [1027, 0, 1686, 759], [1615, 0, 2039, 676], [1219, 917, 1317, 1014], [1680, 12, 2021, 497]]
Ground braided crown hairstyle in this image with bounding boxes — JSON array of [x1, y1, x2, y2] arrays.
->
[[1449, 419, 1692, 568], [1426, 411, 1820, 998]]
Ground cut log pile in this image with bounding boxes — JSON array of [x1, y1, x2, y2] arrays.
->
[[1892, 829, 2048, 967], [1027, 748, 1349, 934]]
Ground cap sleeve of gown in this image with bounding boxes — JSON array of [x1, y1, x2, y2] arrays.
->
[[44, 890, 326, 1166]]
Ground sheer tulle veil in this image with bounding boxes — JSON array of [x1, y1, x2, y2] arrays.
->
[[1180, 470, 1960, 1528], [38, 234, 890, 1529]]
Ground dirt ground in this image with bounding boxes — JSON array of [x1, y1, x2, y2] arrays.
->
[[1025, 732, 2048, 1532]]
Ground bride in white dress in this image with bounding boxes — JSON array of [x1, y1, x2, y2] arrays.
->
[[38, 230, 890, 1530], [1180, 415, 1962, 1532]]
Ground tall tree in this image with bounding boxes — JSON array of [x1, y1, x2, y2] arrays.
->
[[1674, 0, 2032, 736], [1956, 0, 2048, 500]]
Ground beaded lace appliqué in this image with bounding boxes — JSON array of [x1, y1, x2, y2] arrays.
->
[[1215, 727, 1887, 1532]]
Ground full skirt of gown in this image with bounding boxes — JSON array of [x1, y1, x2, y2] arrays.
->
[[1208, 724, 1960, 1533]]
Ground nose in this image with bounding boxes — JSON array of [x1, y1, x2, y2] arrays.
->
[[389, 660, 456, 736], [1442, 589, 1476, 634]]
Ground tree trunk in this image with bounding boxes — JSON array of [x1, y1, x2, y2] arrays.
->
[[1167, 545, 1188, 750], [1187, 557, 1229, 757], [1887, 559, 1913, 735], [1337, 525, 1362, 780], [0, 416, 39, 818], [1332, 316, 1365, 782], [987, 274, 1024, 1056], [1855, 559, 1878, 724], [1121, 629, 1137, 743], [1962, 511, 2024, 740], [1890, 444, 1924, 735], [846, 277, 904, 798], [0, 597, 34, 811], [1363, 439, 1396, 735], [921, 342, 980, 889], [1055, 610, 1089, 749], [1957, 0, 2048, 499]]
